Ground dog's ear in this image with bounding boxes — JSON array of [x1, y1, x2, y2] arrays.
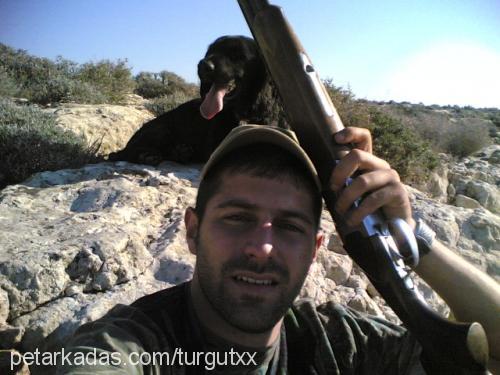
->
[[185, 207, 199, 255]]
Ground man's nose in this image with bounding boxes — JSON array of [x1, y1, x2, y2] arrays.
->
[[243, 222, 274, 259]]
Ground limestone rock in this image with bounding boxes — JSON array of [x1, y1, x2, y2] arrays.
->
[[0, 161, 198, 354], [426, 154, 450, 202], [454, 194, 481, 209], [43, 103, 154, 156], [448, 145, 500, 214], [409, 186, 499, 279], [0, 349, 30, 375], [348, 288, 384, 317], [0, 288, 9, 325], [0, 156, 497, 366], [465, 180, 499, 214], [318, 249, 353, 285]]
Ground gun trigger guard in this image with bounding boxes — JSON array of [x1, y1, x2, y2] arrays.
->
[[388, 218, 419, 268]]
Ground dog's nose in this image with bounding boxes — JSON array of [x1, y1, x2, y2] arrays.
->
[[198, 59, 215, 79]]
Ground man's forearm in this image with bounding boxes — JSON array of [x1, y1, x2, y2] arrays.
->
[[415, 240, 500, 361]]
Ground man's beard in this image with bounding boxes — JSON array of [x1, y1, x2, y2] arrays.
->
[[195, 240, 310, 334]]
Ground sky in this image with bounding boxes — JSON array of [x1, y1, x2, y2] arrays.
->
[[1, 0, 499, 108]]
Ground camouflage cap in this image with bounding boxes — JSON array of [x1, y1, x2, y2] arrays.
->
[[200, 124, 321, 190]]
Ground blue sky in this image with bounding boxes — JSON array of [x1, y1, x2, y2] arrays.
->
[[1, 0, 499, 108]]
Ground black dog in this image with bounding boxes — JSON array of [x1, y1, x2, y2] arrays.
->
[[108, 35, 285, 165]]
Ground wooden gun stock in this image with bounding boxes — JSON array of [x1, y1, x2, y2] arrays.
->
[[237, 1, 489, 373]]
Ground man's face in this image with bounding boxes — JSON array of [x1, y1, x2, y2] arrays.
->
[[187, 172, 322, 334]]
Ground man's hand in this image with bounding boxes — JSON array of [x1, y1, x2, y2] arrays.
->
[[330, 129, 500, 369], [329, 127, 416, 229]]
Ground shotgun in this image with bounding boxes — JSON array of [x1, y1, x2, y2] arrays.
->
[[237, 1, 489, 373]]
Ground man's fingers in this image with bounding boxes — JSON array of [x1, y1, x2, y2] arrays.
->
[[334, 127, 372, 153], [330, 149, 390, 191], [343, 182, 412, 227], [334, 169, 400, 215], [330, 127, 413, 228]]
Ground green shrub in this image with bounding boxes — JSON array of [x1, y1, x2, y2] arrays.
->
[[0, 66, 20, 97], [323, 79, 371, 129], [0, 43, 134, 105], [368, 110, 438, 185], [145, 91, 195, 116], [322, 80, 437, 184], [76, 59, 135, 104], [0, 99, 99, 188], [135, 70, 198, 99], [443, 120, 492, 157]]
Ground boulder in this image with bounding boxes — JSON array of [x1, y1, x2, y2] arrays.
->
[[42, 103, 154, 156], [0, 159, 497, 373], [448, 145, 500, 214], [465, 180, 499, 214], [454, 194, 481, 209], [0, 162, 198, 352], [409, 186, 499, 278], [426, 154, 450, 202]]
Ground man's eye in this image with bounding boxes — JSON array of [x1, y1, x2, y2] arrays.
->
[[223, 214, 253, 223], [275, 221, 304, 233]]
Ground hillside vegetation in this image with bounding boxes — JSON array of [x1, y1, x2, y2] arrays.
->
[[371, 101, 498, 157], [1, 43, 498, 189]]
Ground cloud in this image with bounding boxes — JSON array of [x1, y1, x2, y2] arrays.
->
[[370, 42, 500, 107]]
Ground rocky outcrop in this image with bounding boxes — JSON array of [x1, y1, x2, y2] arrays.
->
[[447, 145, 500, 214], [0, 162, 197, 353], [42, 96, 154, 156], [1, 158, 498, 368]]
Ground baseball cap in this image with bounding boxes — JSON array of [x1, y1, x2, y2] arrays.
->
[[200, 124, 321, 190]]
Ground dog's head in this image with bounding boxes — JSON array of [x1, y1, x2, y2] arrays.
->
[[198, 35, 268, 120]]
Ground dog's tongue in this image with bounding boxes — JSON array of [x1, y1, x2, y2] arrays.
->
[[200, 84, 227, 120]]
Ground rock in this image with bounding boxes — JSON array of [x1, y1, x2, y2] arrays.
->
[[345, 274, 368, 290], [454, 194, 481, 209], [409, 186, 500, 280], [410, 187, 461, 247], [123, 93, 150, 106], [42, 103, 154, 156], [318, 250, 353, 285], [426, 155, 449, 202], [0, 288, 9, 325], [0, 161, 198, 354], [300, 261, 336, 305], [490, 149, 500, 164], [348, 288, 384, 317], [0, 349, 30, 375], [0, 323, 24, 350], [460, 210, 500, 252], [0, 153, 498, 361], [447, 183, 456, 198], [448, 145, 500, 214], [465, 180, 499, 214]]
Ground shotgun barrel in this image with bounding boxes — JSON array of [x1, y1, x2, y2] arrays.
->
[[237, 1, 489, 373]]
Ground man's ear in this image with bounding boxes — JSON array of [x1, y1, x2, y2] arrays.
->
[[312, 231, 324, 261], [185, 207, 199, 255]]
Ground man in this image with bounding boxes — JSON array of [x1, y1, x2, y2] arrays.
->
[[58, 125, 499, 374]]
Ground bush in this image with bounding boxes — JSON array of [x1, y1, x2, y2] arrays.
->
[[322, 80, 437, 184], [444, 120, 492, 157], [368, 110, 438, 184], [0, 66, 20, 97], [135, 70, 198, 99], [0, 43, 134, 105], [0, 99, 99, 188], [323, 79, 371, 129], [76, 59, 135, 104], [145, 91, 195, 116]]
